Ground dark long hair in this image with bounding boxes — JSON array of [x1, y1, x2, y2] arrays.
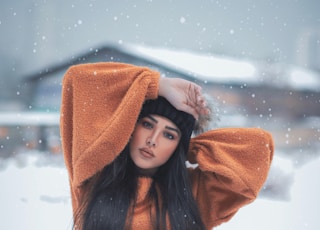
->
[[77, 143, 205, 230]]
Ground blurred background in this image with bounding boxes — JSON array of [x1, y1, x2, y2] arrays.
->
[[0, 0, 319, 229]]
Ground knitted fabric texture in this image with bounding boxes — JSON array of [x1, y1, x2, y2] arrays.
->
[[139, 96, 195, 152]]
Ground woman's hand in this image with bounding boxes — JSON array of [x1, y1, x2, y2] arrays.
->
[[158, 77, 209, 120]]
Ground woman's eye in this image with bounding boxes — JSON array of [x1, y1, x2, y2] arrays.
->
[[142, 121, 153, 129], [164, 132, 175, 140]]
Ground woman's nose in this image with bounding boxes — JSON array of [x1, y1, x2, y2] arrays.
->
[[146, 139, 155, 147], [146, 134, 158, 147]]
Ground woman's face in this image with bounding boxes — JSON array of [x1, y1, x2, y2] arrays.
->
[[129, 114, 181, 175]]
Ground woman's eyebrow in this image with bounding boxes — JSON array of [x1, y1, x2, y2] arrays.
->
[[147, 115, 158, 123], [165, 126, 181, 136]]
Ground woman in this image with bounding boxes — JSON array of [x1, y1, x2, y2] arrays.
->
[[60, 62, 274, 229]]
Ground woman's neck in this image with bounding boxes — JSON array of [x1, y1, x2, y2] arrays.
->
[[135, 166, 158, 177]]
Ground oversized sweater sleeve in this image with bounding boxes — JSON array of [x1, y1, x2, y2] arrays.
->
[[188, 128, 274, 229], [60, 62, 160, 187]]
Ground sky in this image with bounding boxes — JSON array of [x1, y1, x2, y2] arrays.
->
[[1, 0, 320, 79]]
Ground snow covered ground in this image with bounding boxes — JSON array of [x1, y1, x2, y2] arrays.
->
[[0, 149, 319, 230], [217, 155, 320, 230], [0, 153, 72, 230]]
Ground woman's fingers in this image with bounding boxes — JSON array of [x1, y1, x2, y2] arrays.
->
[[184, 85, 210, 120], [158, 77, 209, 119]]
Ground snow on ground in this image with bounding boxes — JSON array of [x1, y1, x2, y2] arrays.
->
[[217, 156, 320, 230], [0, 153, 72, 230], [0, 151, 319, 230]]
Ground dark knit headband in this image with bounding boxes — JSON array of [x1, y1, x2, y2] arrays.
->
[[139, 96, 195, 152]]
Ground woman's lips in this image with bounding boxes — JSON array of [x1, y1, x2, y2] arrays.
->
[[139, 148, 155, 159]]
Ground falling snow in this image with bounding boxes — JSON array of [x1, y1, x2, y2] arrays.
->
[[180, 17, 186, 24], [1, 1, 320, 229]]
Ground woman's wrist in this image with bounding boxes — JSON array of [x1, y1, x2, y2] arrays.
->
[[158, 77, 167, 97]]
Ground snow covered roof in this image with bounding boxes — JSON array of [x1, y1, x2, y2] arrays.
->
[[126, 45, 257, 82], [124, 44, 320, 91]]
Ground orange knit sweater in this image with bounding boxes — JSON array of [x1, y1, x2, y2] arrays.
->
[[60, 62, 274, 229]]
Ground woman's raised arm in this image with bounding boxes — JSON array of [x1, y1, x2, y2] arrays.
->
[[60, 62, 160, 186]]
